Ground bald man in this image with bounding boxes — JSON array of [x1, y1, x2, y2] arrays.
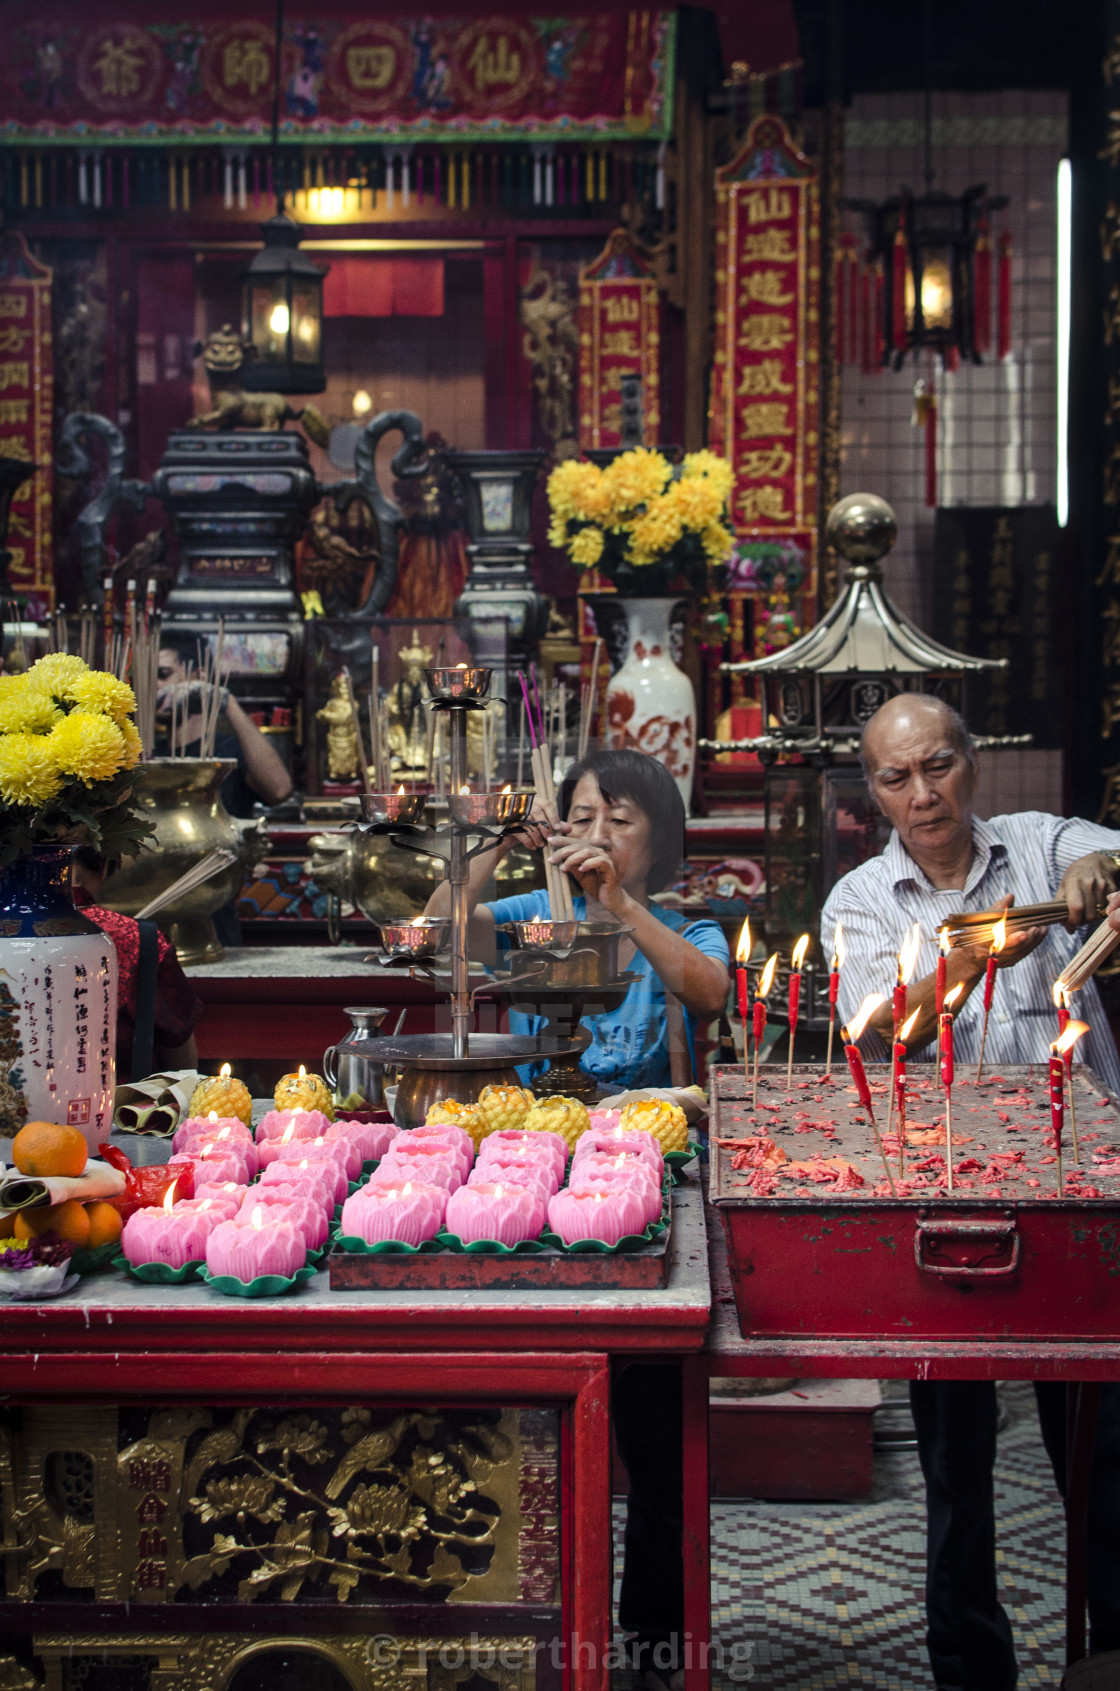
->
[[821, 694, 1120, 1689]]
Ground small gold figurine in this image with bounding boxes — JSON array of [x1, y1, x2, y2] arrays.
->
[[386, 630, 434, 774], [317, 672, 361, 782]]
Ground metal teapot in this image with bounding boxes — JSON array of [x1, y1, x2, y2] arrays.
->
[[323, 1006, 389, 1106]]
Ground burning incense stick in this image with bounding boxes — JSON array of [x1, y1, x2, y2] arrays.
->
[[1057, 915, 1120, 995], [895, 1009, 920, 1178]]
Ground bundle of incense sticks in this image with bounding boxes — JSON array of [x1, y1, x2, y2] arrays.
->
[[942, 899, 1108, 949], [577, 636, 603, 761], [1057, 915, 1120, 995], [130, 595, 162, 759], [518, 669, 575, 922], [135, 849, 238, 920]]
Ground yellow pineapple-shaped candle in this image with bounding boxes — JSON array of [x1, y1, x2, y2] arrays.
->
[[425, 1098, 487, 1149], [619, 1096, 689, 1154], [477, 1084, 535, 1139], [523, 1095, 591, 1152], [187, 1063, 253, 1128], [273, 1064, 335, 1120]]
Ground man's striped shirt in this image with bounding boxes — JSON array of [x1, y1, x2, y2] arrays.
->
[[819, 812, 1120, 1095]]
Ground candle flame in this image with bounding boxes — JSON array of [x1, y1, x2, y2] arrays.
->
[[899, 922, 922, 986], [217, 1125, 230, 1141], [460, 783, 471, 794], [938, 927, 950, 958], [501, 783, 511, 793], [403, 1182, 412, 1194], [759, 953, 778, 997], [1055, 1019, 1090, 1056], [944, 983, 965, 1012], [199, 1199, 212, 1211], [831, 919, 846, 971], [297, 1064, 306, 1080], [792, 933, 810, 972], [456, 661, 467, 668], [495, 1183, 504, 1197], [735, 917, 751, 966], [899, 1008, 922, 1042], [281, 1120, 295, 1145], [163, 1180, 178, 1212], [843, 994, 887, 1042], [220, 1062, 231, 1078], [992, 917, 1007, 955], [397, 784, 406, 795], [298, 1159, 309, 1170], [207, 1110, 218, 1121], [251, 1205, 263, 1231], [1053, 979, 1070, 1010]]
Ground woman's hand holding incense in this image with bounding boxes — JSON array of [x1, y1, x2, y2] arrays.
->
[[548, 835, 626, 915]]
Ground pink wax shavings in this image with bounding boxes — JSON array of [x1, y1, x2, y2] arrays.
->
[[547, 1185, 649, 1246], [255, 1108, 331, 1144], [445, 1180, 545, 1245], [911, 1155, 945, 1172], [1039, 1155, 1057, 1164], [369, 1154, 462, 1194], [1026, 1177, 1041, 1187], [956, 1158, 984, 1174], [205, 1216, 305, 1281], [327, 1119, 399, 1161], [236, 1193, 328, 1249], [468, 1159, 556, 1202], [744, 1170, 780, 1195], [339, 1180, 447, 1245]]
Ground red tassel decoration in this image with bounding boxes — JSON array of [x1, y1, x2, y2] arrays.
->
[[945, 344, 960, 373], [860, 263, 872, 374], [892, 222, 909, 353], [974, 218, 992, 353], [997, 229, 1013, 360], [872, 261, 885, 372]]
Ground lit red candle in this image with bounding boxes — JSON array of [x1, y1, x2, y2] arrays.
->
[[786, 933, 811, 1090], [1051, 1017, 1089, 1186], [735, 918, 751, 1082], [940, 982, 964, 1189], [935, 926, 950, 1017], [894, 1007, 920, 1176], [825, 920, 845, 1076], [893, 922, 922, 1035], [840, 994, 895, 1194], [752, 952, 778, 1111], [976, 918, 1007, 1084]]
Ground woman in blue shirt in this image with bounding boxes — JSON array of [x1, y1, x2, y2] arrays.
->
[[425, 747, 730, 1089], [425, 748, 728, 1689]]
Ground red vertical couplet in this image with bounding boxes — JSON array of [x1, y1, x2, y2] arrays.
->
[[998, 230, 1013, 360]]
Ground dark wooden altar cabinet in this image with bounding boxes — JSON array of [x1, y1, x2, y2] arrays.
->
[[0, 1187, 710, 1691]]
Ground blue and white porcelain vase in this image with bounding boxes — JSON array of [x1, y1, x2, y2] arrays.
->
[[0, 846, 118, 1155]]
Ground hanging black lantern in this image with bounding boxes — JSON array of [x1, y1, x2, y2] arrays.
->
[[240, 208, 327, 394]]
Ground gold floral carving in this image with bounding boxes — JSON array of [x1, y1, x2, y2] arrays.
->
[[2, 1406, 556, 1609], [520, 251, 579, 456]]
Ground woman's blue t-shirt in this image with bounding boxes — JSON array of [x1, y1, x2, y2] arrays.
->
[[486, 889, 730, 1090]]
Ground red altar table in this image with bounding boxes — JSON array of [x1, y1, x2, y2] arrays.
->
[[0, 1181, 710, 1691]]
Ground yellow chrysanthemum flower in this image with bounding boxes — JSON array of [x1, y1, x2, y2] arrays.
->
[[627, 498, 683, 566], [547, 514, 570, 550], [48, 711, 126, 785], [602, 448, 672, 519], [0, 685, 62, 735], [701, 522, 735, 563], [0, 733, 63, 808], [568, 525, 605, 567], [682, 450, 734, 504], [667, 474, 722, 530], [548, 458, 607, 523], [67, 671, 137, 726], [119, 720, 143, 769], [26, 653, 89, 698]]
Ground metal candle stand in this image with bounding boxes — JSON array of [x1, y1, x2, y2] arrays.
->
[[351, 666, 584, 1126]]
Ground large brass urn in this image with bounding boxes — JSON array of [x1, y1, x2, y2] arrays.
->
[[100, 759, 245, 965]]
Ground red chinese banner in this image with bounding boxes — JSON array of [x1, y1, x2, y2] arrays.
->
[[707, 115, 820, 594], [578, 229, 661, 450], [0, 232, 53, 615], [2, 7, 675, 142]]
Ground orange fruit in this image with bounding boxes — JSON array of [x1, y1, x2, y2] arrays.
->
[[11, 1120, 88, 1179], [14, 1199, 91, 1247], [0, 1212, 15, 1239], [84, 1201, 123, 1248]]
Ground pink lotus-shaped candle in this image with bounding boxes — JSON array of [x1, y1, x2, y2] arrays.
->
[[257, 1118, 336, 1169], [588, 1108, 622, 1132], [573, 1128, 663, 1176], [255, 1107, 332, 1144], [480, 1129, 568, 1182], [327, 1119, 399, 1161], [444, 1180, 545, 1245], [470, 1152, 559, 1199], [168, 1144, 251, 1188], [259, 1157, 347, 1207], [236, 1191, 328, 1249], [401, 1123, 475, 1170], [194, 1180, 252, 1208], [205, 1206, 306, 1281], [173, 1112, 254, 1155], [121, 1189, 220, 1268], [569, 1172, 662, 1228], [371, 1151, 463, 1193], [264, 1135, 358, 1182], [548, 1185, 649, 1245], [339, 1180, 447, 1246], [252, 1178, 335, 1217], [173, 1192, 242, 1222], [174, 1123, 259, 1178], [571, 1151, 662, 1207]]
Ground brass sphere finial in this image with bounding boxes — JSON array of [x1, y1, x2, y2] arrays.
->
[[825, 492, 898, 567]]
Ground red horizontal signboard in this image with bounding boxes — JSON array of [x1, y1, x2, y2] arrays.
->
[[2, 6, 675, 142]]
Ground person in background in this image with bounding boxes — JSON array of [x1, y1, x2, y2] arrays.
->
[[822, 693, 1120, 1691], [71, 848, 202, 1081], [156, 634, 292, 817], [425, 748, 730, 1691]]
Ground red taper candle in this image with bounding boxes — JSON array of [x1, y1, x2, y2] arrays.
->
[[935, 929, 949, 1017], [736, 963, 749, 1026], [1049, 1052, 1065, 1151], [829, 969, 841, 1011], [894, 1040, 907, 1112], [844, 1040, 872, 1109], [753, 997, 767, 1050], [892, 982, 907, 1034], [939, 1012, 955, 1089], [982, 954, 998, 1014]]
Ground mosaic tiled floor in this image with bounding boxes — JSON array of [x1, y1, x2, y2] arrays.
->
[[612, 1382, 1067, 1689]]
